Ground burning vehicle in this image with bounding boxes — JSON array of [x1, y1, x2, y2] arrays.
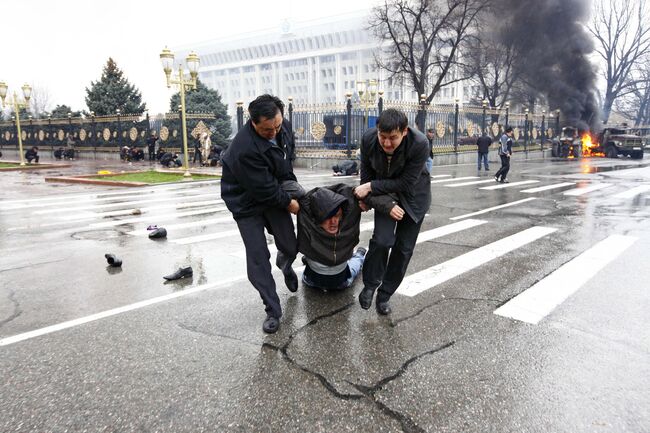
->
[[552, 124, 645, 159]]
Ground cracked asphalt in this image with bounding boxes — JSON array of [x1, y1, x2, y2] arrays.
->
[[1, 150, 649, 432]]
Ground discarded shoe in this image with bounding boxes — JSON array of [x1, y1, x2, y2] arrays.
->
[[146, 224, 158, 231], [376, 301, 392, 315], [262, 315, 280, 334], [163, 266, 193, 281], [104, 253, 122, 267], [131, 208, 142, 215], [283, 268, 298, 293], [358, 286, 375, 310], [148, 227, 167, 239]]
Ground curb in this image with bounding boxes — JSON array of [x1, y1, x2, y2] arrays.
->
[[0, 161, 72, 171]]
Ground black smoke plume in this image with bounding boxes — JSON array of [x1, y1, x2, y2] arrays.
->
[[494, 0, 600, 129]]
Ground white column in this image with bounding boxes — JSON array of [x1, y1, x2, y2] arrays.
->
[[315, 55, 321, 103], [335, 53, 342, 103], [255, 65, 261, 96]]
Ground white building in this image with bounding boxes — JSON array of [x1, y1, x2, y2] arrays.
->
[[176, 10, 473, 116]]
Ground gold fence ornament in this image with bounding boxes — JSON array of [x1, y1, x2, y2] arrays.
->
[[129, 127, 138, 142], [102, 128, 111, 141], [57, 129, 65, 141], [79, 129, 87, 141], [435, 121, 446, 138], [310, 121, 326, 140], [160, 126, 169, 141], [491, 122, 500, 137]]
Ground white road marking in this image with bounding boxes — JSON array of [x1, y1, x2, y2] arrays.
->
[[172, 230, 241, 245], [416, 219, 488, 243], [444, 179, 496, 187], [126, 217, 235, 236], [32, 192, 221, 214], [494, 235, 637, 324], [480, 180, 539, 190], [430, 174, 452, 179], [563, 183, 613, 196], [431, 176, 479, 184], [59, 200, 223, 221], [89, 207, 227, 228], [611, 185, 650, 199], [520, 182, 576, 193], [449, 198, 538, 220], [397, 226, 557, 297]]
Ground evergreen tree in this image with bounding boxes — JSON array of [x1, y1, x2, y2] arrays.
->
[[49, 104, 82, 118], [85, 58, 146, 115], [169, 80, 232, 147]]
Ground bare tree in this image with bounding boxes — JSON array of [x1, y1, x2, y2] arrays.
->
[[590, 0, 650, 123], [369, 0, 488, 104], [614, 58, 650, 125], [28, 84, 52, 119]]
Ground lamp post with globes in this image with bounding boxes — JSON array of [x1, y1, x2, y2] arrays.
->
[[159, 47, 200, 177], [0, 82, 32, 165], [355, 79, 377, 129]]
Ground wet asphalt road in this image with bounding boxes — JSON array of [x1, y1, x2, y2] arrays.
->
[[1, 152, 649, 432]]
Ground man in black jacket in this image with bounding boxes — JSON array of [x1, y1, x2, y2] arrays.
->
[[25, 146, 39, 163], [298, 184, 395, 291], [354, 108, 432, 315], [476, 134, 492, 171], [221, 94, 299, 334]]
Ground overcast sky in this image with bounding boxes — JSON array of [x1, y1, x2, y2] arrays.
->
[[2, 0, 377, 114]]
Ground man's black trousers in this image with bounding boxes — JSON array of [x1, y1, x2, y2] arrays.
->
[[363, 211, 424, 302], [235, 207, 297, 319], [495, 154, 510, 181]]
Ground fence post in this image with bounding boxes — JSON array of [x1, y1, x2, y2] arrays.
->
[[417, 94, 427, 132], [453, 98, 459, 153], [541, 110, 546, 153], [48, 115, 53, 155], [505, 102, 510, 128], [524, 109, 529, 154], [482, 99, 487, 135], [287, 96, 293, 127], [555, 109, 560, 136], [346, 92, 352, 159], [378, 90, 384, 116], [116, 109, 122, 148], [91, 112, 96, 156], [236, 101, 244, 131]]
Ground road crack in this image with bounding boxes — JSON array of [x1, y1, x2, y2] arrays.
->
[[0, 289, 22, 328], [391, 296, 503, 327]]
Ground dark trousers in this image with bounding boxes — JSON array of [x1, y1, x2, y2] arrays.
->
[[495, 154, 510, 181], [193, 149, 201, 163], [148, 147, 155, 161], [363, 211, 423, 302], [235, 207, 297, 319]]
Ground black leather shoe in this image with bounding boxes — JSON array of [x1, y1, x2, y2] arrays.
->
[[376, 301, 392, 315], [163, 266, 193, 281], [262, 315, 280, 334], [104, 253, 122, 267], [148, 227, 167, 239], [358, 287, 375, 310], [284, 268, 298, 293]]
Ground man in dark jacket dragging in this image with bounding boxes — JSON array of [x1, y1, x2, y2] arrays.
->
[[221, 94, 300, 334], [354, 108, 432, 315]]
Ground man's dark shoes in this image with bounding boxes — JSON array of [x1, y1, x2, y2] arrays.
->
[[376, 301, 392, 315], [283, 268, 298, 293], [494, 175, 500, 182], [358, 287, 375, 310], [163, 266, 193, 281], [262, 315, 280, 334], [104, 253, 122, 267], [355, 246, 367, 257], [149, 227, 167, 239]]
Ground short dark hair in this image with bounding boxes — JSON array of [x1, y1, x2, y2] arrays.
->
[[377, 108, 408, 133], [248, 94, 284, 123], [426, 128, 434, 133], [505, 126, 513, 133]]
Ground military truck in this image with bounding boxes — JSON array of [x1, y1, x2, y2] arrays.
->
[[596, 126, 645, 159], [551, 126, 581, 158]]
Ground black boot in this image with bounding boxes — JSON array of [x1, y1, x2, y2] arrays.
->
[[262, 315, 280, 334], [148, 227, 167, 239], [276, 251, 298, 292], [376, 300, 392, 315], [358, 287, 375, 310], [163, 266, 193, 281], [104, 253, 122, 267]]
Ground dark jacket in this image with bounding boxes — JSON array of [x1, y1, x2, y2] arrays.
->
[[221, 118, 296, 220], [359, 127, 431, 222], [25, 149, 38, 159], [476, 135, 492, 153]]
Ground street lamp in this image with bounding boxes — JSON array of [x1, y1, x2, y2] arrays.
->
[[482, 99, 488, 135], [159, 47, 200, 177], [0, 81, 32, 165], [356, 79, 377, 128]]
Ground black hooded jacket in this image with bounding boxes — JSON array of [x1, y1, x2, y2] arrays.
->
[[221, 119, 296, 220], [360, 127, 432, 222]]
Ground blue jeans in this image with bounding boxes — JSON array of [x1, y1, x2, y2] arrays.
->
[[301, 249, 365, 290], [478, 152, 489, 170], [425, 157, 433, 174]]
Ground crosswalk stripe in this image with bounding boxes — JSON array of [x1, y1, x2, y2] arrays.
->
[[449, 198, 537, 220], [430, 174, 452, 179], [59, 200, 223, 221], [520, 182, 576, 193], [431, 176, 478, 184], [563, 183, 613, 196], [479, 180, 539, 190], [397, 226, 557, 297], [444, 179, 495, 187], [494, 234, 637, 324], [612, 185, 650, 199], [126, 217, 235, 236], [89, 207, 227, 228], [32, 192, 221, 215], [172, 230, 241, 245], [416, 219, 488, 243]]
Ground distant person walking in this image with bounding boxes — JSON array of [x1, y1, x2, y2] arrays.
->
[[476, 134, 492, 171], [495, 127, 513, 183]]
